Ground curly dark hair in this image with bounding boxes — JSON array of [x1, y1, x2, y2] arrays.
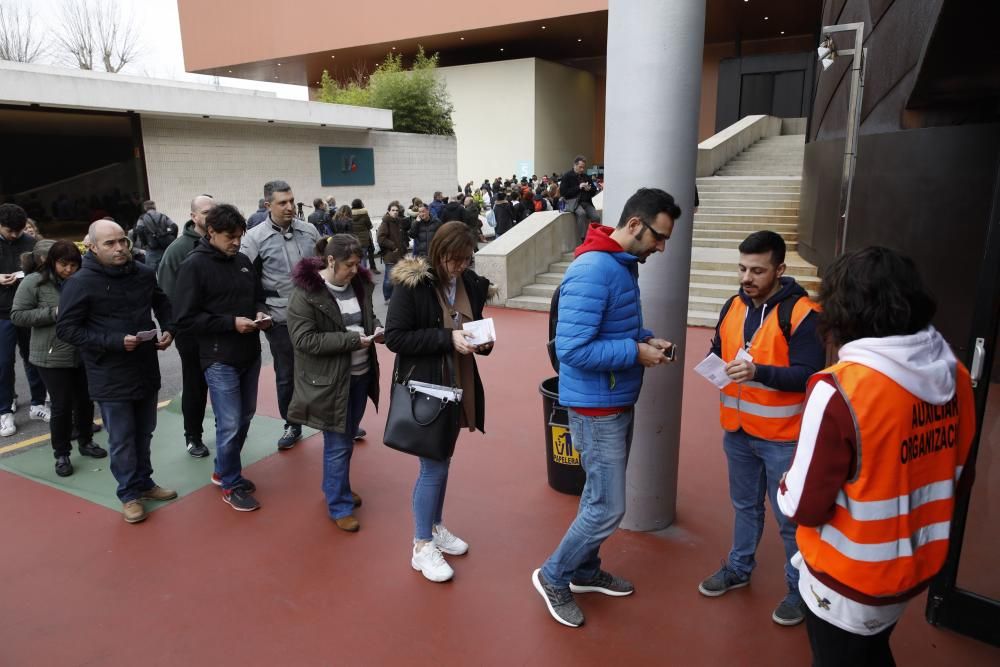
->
[[0, 203, 28, 232], [817, 246, 936, 346], [205, 203, 247, 234]]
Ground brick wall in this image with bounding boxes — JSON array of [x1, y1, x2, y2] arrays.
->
[[140, 116, 457, 223]]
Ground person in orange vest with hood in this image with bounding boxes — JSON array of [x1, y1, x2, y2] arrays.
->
[[777, 246, 975, 666], [699, 230, 825, 627]]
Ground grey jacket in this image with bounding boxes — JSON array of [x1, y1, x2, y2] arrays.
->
[[239, 216, 320, 323], [10, 271, 80, 368]]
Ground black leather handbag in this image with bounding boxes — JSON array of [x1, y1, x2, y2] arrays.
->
[[383, 359, 462, 461]]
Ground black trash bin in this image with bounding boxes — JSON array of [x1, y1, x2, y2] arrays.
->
[[539, 377, 585, 495]]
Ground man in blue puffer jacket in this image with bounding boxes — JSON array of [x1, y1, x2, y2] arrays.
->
[[533, 187, 682, 628]]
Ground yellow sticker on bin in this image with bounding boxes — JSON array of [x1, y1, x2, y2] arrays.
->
[[551, 426, 580, 465]]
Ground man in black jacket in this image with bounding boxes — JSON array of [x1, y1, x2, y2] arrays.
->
[[0, 204, 48, 438], [560, 155, 601, 242], [492, 191, 517, 237], [175, 204, 270, 513], [57, 219, 177, 524], [409, 203, 443, 257]]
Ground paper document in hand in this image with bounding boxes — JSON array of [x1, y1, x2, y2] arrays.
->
[[361, 326, 385, 344], [408, 380, 463, 403], [736, 348, 754, 363], [136, 329, 158, 342], [462, 318, 496, 346], [694, 353, 732, 389]]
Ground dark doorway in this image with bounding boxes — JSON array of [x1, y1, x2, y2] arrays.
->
[[717, 52, 814, 132], [0, 106, 147, 239]]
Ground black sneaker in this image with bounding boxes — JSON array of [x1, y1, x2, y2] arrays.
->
[[698, 563, 750, 597], [277, 425, 301, 450], [211, 472, 257, 493], [79, 441, 107, 458], [55, 455, 74, 477], [222, 487, 260, 512], [186, 439, 210, 458], [570, 569, 635, 597], [772, 593, 806, 626], [532, 568, 584, 628], [353, 427, 367, 442]]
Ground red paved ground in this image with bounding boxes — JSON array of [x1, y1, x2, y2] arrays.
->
[[0, 308, 996, 665]]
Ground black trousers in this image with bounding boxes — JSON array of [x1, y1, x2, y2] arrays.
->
[[805, 607, 897, 667], [264, 323, 294, 425], [175, 334, 208, 441], [36, 366, 94, 458]]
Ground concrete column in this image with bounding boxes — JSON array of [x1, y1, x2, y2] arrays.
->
[[604, 0, 706, 530]]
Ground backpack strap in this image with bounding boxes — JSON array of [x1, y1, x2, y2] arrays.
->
[[546, 286, 561, 373], [776, 293, 804, 344]]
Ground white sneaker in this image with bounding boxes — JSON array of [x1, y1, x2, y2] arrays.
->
[[411, 542, 454, 582], [433, 524, 469, 555], [0, 413, 15, 437], [29, 405, 50, 423]]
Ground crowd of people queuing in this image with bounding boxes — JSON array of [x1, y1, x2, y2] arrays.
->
[[0, 156, 976, 665]]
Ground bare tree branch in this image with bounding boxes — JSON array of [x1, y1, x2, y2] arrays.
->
[[0, 1, 45, 63], [55, 0, 141, 73]]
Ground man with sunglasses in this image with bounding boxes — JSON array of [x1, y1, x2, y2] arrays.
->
[[533, 188, 680, 628]]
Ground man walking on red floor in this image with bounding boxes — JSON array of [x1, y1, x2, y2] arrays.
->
[[698, 230, 824, 626], [532, 188, 680, 628]]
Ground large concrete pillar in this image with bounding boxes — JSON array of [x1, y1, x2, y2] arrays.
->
[[604, 0, 706, 530]]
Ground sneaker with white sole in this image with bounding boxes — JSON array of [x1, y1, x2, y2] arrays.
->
[[29, 404, 50, 422], [432, 524, 469, 556], [411, 542, 454, 582], [532, 568, 584, 628], [569, 569, 635, 596], [0, 413, 15, 437]]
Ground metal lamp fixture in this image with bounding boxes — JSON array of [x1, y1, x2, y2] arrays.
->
[[817, 23, 867, 257]]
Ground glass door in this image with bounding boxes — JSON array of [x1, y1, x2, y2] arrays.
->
[[926, 159, 1000, 647]]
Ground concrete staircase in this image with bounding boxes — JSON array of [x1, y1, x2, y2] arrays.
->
[[689, 133, 817, 326], [506, 132, 820, 320], [506, 253, 574, 311]]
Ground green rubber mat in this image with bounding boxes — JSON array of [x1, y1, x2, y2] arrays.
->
[[0, 397, 316, 512]]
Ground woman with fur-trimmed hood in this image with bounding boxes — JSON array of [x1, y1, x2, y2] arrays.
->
[[286, 234, 382, 532], [385, 221, 495, 583]]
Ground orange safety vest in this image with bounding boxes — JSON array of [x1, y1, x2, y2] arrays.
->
[[797, 361, 976, 599], [718, 296, 820, 442]]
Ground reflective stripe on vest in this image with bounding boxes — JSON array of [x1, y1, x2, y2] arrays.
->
[[718, 296, 819, 441], [796, 362, 975, 598]]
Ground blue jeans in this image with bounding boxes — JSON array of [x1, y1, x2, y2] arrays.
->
[[412, 456, 451, 541], [0, 319, 48, 414], [204, 360, 261, 491], [99, 392, 159, 502], [263, 324, 294, 425], [722, 429, 799, 595], [541, 408, 633, 588], [382, 263, 395, 302], [322, 374, 369, 519]]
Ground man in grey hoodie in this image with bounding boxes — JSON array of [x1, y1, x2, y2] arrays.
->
[[157, 194, 215, 458]]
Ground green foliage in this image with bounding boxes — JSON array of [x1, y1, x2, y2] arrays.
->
[[317, 47, 454, 136]]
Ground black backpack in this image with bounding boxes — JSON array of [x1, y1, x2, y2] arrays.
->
[[716, 293, 804, 344], [139, 211, 176, 250], [547, 288, 561, 373]]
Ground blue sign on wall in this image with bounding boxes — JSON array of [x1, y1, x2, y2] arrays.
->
[[319, 147, 375, 186]]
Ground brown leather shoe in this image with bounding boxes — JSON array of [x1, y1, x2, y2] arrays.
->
[[352, 492, 362, 508], [335, 515, 360, 532], [122, 500, 146, 524], [140, 485, 178, 502]]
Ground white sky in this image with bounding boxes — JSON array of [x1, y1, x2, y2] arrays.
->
[[24, 0, 309, 99]]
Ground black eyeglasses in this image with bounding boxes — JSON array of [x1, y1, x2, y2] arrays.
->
[[639, 218, 670, 242]]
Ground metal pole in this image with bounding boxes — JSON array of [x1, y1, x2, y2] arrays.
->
[[604, 0, 706, 530], [826, 22, 866, 256]]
